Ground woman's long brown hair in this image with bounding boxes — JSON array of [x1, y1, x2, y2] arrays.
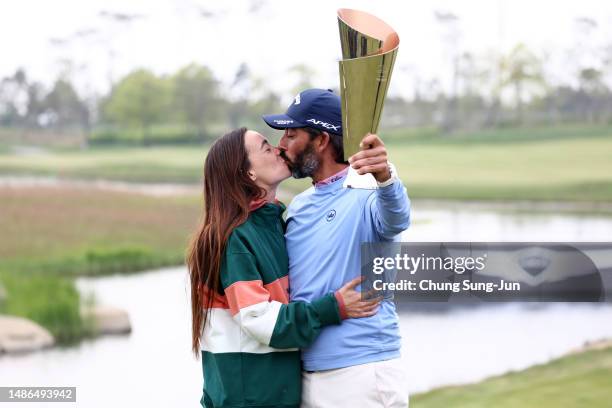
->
[[186, 127, 266, 356]]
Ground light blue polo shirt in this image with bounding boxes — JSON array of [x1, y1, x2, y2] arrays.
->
[[285, 169, 411, 371]]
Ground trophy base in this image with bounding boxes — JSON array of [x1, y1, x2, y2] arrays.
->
[[343, 166, 378, 190]]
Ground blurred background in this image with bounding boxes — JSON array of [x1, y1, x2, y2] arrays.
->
[[0, 0, 611, 407]]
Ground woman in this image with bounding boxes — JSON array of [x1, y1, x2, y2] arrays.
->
[[187, 128, 380, 408]]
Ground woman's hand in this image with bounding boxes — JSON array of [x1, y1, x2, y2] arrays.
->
[[336, 277, 382, 318]]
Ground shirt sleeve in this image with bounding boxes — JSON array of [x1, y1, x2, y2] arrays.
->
[[366, 175, 411, 240], [221, 251, 344, 350]]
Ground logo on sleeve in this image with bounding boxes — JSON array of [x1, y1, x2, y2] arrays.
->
[[325, 209, 336, 222]]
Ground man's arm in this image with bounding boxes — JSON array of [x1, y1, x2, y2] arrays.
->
[[349, 133, 411, 239]]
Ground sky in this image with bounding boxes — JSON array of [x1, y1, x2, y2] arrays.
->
[[2, 0, 612, 101]]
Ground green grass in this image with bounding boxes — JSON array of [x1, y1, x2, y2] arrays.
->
[[0, 271, 88, 343], [0, 186, 203, 343], [387, 136, 612, 201], [1, 124, 611, 201], [0, 186, 202, 274], [0, 145, 207, 183], [383, 123, 612, 145], [412, 345, 612, 408]]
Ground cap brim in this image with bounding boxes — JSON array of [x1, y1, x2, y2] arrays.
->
[[262, 113, 306, 130]]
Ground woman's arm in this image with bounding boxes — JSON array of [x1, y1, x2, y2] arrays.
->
[[222, 252, 378, 349]]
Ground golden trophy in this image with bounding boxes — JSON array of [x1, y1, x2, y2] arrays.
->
[[337, 9, 399, 189]]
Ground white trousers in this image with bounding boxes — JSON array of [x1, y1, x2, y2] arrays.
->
[[301, 358, 409, 408]]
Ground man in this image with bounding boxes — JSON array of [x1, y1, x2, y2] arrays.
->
[[262, 88, 411, 407]]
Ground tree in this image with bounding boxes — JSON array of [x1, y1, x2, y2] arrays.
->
[[103, 69, 171, 145], [171, 63, 220, 139], [25, 82, 46, 127], [499, 44, 545, 124], [578, 67, 608, 122], [0, 69, 29, 126], [227, 63, 252, 129], [434, 10, 461, 132], [43, 78, 89, 130]]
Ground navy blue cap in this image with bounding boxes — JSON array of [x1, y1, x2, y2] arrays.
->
[[262, 88, 342, 134]]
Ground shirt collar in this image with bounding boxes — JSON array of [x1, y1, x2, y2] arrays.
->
[[313, 166, 349, 188], [249, 197, 282, 212]]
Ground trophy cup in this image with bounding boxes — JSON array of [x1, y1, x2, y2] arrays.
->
[[337, 9, 399, 189]]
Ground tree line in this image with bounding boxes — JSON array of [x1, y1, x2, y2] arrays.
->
[[2, 41, 612, 146], [0, 62, 285, 146]]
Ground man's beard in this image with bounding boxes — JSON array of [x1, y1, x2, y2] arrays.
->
[[281, 143, 320, 179]]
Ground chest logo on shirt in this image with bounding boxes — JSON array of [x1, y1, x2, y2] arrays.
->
[[325, 209, 336, 222]]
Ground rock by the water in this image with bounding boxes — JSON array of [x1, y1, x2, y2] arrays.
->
[[0, 315, 55, 354], [81, 305, 131, 335]]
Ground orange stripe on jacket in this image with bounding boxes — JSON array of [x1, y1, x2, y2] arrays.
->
[[225, 276, 290, 316], [264, 276, 289, 305], [201, 285, 230, 309]]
